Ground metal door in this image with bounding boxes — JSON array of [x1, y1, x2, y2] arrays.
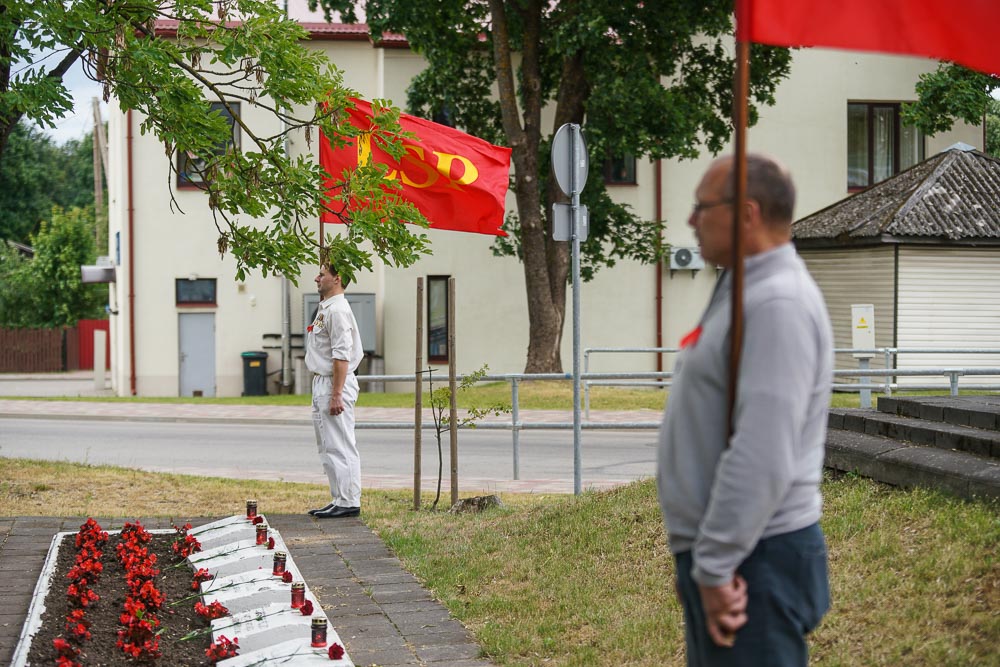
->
[[178, 313, 216, 397]]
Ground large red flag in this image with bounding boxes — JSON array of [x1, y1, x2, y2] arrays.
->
[[741, 0, 1000, 77], [320, 98, 511, 236]]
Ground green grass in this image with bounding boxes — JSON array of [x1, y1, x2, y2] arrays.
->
[[362, 475, 999, 666], [8, 375, 998, 412]]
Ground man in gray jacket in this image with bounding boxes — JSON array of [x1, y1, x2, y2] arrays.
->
[[658, 154, 832, 666]]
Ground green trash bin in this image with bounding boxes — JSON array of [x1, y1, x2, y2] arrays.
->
[[241, 351, 269, 396]]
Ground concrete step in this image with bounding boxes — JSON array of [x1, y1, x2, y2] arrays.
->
[[825, 429, 1000, 501], [877, 395, 1000, 431], [829, 409, 1000, 460]]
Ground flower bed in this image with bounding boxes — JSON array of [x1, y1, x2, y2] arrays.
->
[[26, 520, 216, 665], [21, 516, 349, 666]]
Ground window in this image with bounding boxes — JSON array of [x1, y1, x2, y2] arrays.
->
[[177, 102, 240, 187], [603, 153, 636, 185], [176, 278, 217, 306], [427, 276, 450, 362], [848, 102, 924, 189]]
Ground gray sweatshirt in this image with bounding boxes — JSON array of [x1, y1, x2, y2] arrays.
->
[[657, 243, 833, 588]]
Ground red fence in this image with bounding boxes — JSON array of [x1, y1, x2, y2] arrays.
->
[[0, 321, 108, 372], [77, 319, 110, 371]]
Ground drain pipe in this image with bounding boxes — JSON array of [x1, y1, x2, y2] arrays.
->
[[127, 109, 137, 395], [654, 158, 664, 373], [279, 0, 293, 393]]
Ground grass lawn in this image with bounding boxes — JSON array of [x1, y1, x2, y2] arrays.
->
[[2, 459, 996, 666], [6, 378, 994, 411]]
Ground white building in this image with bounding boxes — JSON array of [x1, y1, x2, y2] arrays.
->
[[105, 23, 982, 397]]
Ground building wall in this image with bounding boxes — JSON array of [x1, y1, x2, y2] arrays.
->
[[798, 246, 897, 374], [107, 35, 985, 396], [896, 246, 1000, 385], [656, 49, 981, 357]]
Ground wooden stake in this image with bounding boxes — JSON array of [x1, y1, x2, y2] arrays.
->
[[448, 277, 458, 507], [414, 278, 424, 510]]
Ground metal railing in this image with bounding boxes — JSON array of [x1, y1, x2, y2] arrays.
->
[[353, 358, 1000, 481], [583, 346, 1000, 412]]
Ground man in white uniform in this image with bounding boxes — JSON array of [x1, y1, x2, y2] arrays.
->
[[305, 263, 364, 519]]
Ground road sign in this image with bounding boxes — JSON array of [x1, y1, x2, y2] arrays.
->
[[552, 124, 588, 196], [552, 203, 589, 241]]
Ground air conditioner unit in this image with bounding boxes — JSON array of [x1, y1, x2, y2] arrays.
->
[[669, 246, 704, 271]]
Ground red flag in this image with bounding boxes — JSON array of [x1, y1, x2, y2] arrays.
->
[[320, 98, 511, 236], [741, 0, 1000, 77]]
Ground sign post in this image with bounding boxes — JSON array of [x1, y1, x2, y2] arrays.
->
[[552, 123, 588, 495]]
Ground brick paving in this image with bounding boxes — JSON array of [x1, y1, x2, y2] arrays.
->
[[0, 515, 493, 667]]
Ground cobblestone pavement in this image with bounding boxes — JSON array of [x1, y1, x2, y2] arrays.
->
[[0, 514, 494, 667]]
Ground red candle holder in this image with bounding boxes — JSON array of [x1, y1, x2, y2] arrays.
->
[[246, 499, 258, 519], [311, 617, 327, 647], [291, 582, 305, 608], [272, 551, 287, 576], [255, 523, 268, 545]]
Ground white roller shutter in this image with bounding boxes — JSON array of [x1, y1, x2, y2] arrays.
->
[[799, 247, 895, 374], [896, 246, 1000, 386]]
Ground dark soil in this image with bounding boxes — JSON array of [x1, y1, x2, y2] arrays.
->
[[26, 532, 214, 666]]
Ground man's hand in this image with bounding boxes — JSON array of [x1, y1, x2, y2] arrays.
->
[[328, 394, 345, 416], [698, 576, 748, 647]]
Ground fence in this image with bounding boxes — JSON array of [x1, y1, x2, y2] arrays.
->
[[0, 322, 112, 373], [0, 327, 71, 372], [353, 360, 1000, 481]]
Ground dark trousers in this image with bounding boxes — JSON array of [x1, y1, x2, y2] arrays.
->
[[674, 523, 830, 667]]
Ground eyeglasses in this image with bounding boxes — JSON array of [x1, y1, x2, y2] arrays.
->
[[691, 198, 733, 215]]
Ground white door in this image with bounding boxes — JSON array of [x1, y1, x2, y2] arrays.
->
[[179, 313, 215, 397]]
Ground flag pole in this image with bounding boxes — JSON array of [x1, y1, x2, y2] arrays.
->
[[729, 6, 750, 437]]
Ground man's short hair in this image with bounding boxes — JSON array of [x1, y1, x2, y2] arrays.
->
[[322, 261, 351, 288], [724, 154, 796, 225]]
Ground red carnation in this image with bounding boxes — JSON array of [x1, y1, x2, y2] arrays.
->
[[300, 599, 314, 616], [282, 571, 293, 583], [252, 516, 264, 525], [267, 536, 275, 550], [328, 642, 345, 660]]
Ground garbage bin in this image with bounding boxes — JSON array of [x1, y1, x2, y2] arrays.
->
[[241, 351, 269, 396]]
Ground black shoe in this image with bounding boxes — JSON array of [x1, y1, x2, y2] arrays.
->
[[313, 505, 361, 519], [307, 502, 336, 516]]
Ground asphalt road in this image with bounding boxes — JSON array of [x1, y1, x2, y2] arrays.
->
[[0, 417, 658, 493]]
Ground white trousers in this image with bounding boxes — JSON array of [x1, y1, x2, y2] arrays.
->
[[311, 374, 361, 507]]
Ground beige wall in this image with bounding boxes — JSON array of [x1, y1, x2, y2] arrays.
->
[[107, 37, 985, 396], [657, 48, 981, 355]]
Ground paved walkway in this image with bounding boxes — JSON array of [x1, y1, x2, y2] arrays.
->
[[0, 514, 492, 667], [0, 397, 660, 427]]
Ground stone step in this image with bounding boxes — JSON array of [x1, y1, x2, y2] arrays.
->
[[877, 395, 1000, 431], [829, 409, 1000, 460], [825, 429, 1000, 501]]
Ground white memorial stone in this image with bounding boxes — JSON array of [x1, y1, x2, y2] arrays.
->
[[218, 638, 352, 666], [210, 602, 313, 654]]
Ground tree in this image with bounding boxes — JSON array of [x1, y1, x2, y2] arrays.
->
[[986, 98, 1000, 158], [0, 121, 100, 243], [0, 206, 105, 328], [902, 63, 999, 156], [314, 0, 792, 372], [1, 0, 432, 283]]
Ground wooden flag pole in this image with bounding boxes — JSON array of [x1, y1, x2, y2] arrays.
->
[[729, 26, 751, 437]]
